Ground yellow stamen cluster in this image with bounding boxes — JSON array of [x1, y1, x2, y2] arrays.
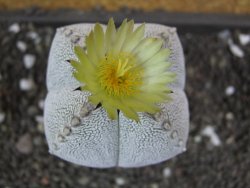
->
[[98, 53, 143, 97]]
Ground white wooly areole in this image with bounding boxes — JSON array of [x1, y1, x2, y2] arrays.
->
[[45, 23, 189, 168]]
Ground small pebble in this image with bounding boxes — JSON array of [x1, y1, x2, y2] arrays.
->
[[115, 177, 126, 186], [23, 54, 36, 69], [0, 112, 6, 123], [26, 31, 38, 39], [228, 40, 244, 58], [19, 78, 35, 91], [1, 124, 7, 132], [58, 161, 65, 168], [33, 136, 43, 146], [38, 99, 45, 109], [218, 30, 231, 41], [40, 177, 49, 186], [27, 31, 39, 40], [201, 126, 221, 147], [27, 106, 39, 116], [35, 115, 44, 124], [163, 167, 172, 178], [27, 31, 41, 44], [225, 112, 234, 121], [16, 41, 27, 52], [78, 176, 89, 185], [226, 136, 235, 145], [8, 23, 20, 33], [239, 33, 250, 46], [194, 135, 202, 143], [0, 73, 2, 80], [225, 86, 235, 96], [37, 123, 44, 133], [150, 183, 159, 188], [16, 133, 33, 154]]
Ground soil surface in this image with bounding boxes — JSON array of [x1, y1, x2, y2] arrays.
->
[[0, 22, 250, 188]]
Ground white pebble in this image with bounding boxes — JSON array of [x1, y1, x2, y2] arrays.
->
[[150, 183, 159, 188], [38, 100, 45, 110], [201, 126, 221, 146], [19, 78, 35, 91], [163, 167, 172, 178], [0, 112, 6, 123], [225, 112, 234, 121], [23, 54, 36, 69], [228, 41, 244, 58], [27, 31, 38, 39], [16, 134, 33, 154], [239, 33, 250, 46], [218, 30, 231, 41], [27, 31, 41, 44], [115, 177, 126, 186], [35, 115, 44, 123], [9, 23, 20, 33], [37, 123, 44, 133], [225, 86, 235, 96], [194, 135, 202, 143], [17, 41, 27, 52]]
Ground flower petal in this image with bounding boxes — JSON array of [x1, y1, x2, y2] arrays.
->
[[143, 62, 172, 77], [105, 18, 116, 53], [134, 38, 163, 62], [111, 19, 128, 54], [102, 102, 118, 120], [74, 46, 95, 72], [125, 97, 160, 114], [86, 31, 99, 64], [121, 23, 145, 52], [70, 59, 81, 70], [93, 23, 105, 59], [140, 48, 171, 67], [120, 105, 139, 122]]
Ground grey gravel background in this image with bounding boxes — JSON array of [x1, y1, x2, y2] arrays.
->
[[0, 22, 249, 188]]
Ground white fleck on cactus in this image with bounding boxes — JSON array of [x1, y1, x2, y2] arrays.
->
[[44, 21, 189, 168]]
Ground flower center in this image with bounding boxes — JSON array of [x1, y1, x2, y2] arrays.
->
[[97, 53, 143, 97]]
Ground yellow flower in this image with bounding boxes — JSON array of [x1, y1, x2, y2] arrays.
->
[[71, 18, 175, 122]]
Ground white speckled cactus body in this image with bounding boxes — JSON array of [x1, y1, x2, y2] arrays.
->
[[45, 23, 189, 168]]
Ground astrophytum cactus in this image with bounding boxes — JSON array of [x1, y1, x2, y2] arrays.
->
[[45, 20, 189, 168]]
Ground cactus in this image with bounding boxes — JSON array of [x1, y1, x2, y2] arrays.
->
[[44, 21, 189, 168]]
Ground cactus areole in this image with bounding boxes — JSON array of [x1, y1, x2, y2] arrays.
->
[[45, 18, 189, 168]]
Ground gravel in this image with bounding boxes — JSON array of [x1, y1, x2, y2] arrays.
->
[[228, 41, 245, 58], [201, 126, 222, 147], [0, 22, 249, 188], [0, 112, 5, 123], [8, 23, 20, 33], [19, 78, 35, 91], [23, 54, 36, 69], [16, 40, 27, 52], [225, 85, 236, 96], [238, 33, 250, 46]]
